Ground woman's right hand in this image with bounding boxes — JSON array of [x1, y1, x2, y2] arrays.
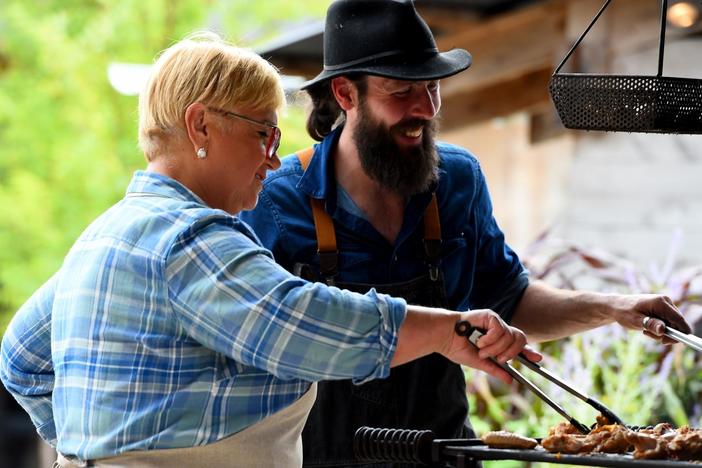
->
[[440, 309, 542, 384]]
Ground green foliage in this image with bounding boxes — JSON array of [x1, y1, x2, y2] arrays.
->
[[0, 1, 328, 332]]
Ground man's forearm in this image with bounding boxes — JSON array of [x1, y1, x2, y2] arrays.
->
[[510, 281, 613, 343]]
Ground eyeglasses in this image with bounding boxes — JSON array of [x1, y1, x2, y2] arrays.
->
[[208, 107, 281, 159]]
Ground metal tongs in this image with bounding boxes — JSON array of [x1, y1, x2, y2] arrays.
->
[[455, 320, 624, 435], [664, 325, 702, 353]]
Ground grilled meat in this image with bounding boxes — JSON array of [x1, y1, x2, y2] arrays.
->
[[547, 421, 582, 437], [668, 426, 702, 460], [541, 433, 589, 454], [481, 430, 538, 449], [542, 418, 702, 461]]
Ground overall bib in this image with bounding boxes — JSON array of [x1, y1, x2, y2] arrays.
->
[[295, 149, 478, 468]]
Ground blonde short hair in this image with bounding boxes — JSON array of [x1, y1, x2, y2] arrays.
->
[[138, 32, 285, 161]]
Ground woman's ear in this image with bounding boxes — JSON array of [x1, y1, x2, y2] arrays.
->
[[184, 102, 208, 152], [331, 77, 358, 112]]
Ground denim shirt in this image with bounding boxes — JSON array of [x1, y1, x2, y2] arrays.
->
[[241, 127, 529, 320]]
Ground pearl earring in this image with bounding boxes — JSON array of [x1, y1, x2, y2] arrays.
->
[[196, 147, 207, 159]]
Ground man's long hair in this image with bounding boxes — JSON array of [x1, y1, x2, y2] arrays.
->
[[305, 76, 367, 141]]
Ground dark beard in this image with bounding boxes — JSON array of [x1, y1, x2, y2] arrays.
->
[[352, 102, 439, 198]]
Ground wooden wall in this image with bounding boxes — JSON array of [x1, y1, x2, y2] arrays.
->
[[441, 115, 574, 255]]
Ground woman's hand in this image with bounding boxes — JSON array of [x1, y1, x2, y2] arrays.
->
[[440, 309, 542, 384]]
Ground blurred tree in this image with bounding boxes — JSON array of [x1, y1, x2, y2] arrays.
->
[[0, 0, 329, 331]]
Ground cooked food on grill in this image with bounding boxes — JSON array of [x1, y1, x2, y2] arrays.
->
[[640, 422, 675, 436], [481, 430, 538, 449], [628, 425, 702, 460], [540, 419, 702, 461], [540, 433, 588, 454], [588, 424, 633, 453], [547, 421, 583, 437], [667, 426, 702, 460], [626, 430, 670, 459], [541, 423, 628, 454]]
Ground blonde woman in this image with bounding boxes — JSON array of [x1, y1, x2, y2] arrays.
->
[[0, 33, 539, 467]]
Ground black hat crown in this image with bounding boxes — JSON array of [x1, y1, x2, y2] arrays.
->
[[302, 0, 471, 89]]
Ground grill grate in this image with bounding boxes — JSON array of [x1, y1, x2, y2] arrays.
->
[[354, 426, 702, 467]]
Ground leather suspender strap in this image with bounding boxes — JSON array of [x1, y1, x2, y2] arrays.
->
[[296, 148, 339, 282], [295, 147, 442, 283], [423, 194, 442, 281], [423, 194, 441, 241]]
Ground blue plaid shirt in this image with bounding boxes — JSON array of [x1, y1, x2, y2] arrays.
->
[[0, 171, 406, 461]]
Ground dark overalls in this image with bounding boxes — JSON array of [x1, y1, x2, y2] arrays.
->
[[295, 149, 479, 468]]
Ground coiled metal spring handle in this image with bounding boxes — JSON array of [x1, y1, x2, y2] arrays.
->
[[354, 426, 436, 464]]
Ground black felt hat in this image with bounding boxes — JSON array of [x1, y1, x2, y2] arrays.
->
[[301, 0, 472, 89]]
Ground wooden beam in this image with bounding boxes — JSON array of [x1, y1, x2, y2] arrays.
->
[[437, 0, 566, 97], [439, 67, 553, 131], [607, 0, 662, 54], [563, 0, 663, 74], [415, 7, 481, 38]]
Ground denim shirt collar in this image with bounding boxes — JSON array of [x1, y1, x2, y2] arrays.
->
[[296, 126, 342, 201], [293, 126, 446, 247]]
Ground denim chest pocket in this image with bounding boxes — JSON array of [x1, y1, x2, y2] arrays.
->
[[337, 249, 375, 270], [439, 236, 474, 301]]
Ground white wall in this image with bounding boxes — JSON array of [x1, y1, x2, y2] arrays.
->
[[553, 37, 702, 266]]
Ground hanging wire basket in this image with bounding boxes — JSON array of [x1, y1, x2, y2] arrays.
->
[[549, 0, 702, 134]]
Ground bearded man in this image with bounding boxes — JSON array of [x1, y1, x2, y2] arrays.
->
[[240, 1, 689, 467]]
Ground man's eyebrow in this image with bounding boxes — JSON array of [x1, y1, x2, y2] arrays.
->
[[378, 81, 411, 92]]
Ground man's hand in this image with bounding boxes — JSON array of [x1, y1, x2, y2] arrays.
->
[[441, 309, 542, 385], [609, 293, 691, 344]]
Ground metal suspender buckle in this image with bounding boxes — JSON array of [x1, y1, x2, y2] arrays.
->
[[318, 250, 339, 286], [422, 239, 442, 282]]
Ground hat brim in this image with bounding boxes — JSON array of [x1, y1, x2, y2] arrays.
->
[[300, 49, 471, 90]]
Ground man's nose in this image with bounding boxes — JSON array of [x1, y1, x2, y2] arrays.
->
[[410, 87, 440, 120]]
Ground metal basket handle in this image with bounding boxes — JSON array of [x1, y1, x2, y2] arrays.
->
[[554, 0, 670, 77]]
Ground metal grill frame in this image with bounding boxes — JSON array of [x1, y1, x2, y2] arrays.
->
[[354, 427, 702, 467]]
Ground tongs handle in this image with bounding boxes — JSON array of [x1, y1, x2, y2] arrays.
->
[[454, 321, 623, 433], [664, 326, 702, 353]]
